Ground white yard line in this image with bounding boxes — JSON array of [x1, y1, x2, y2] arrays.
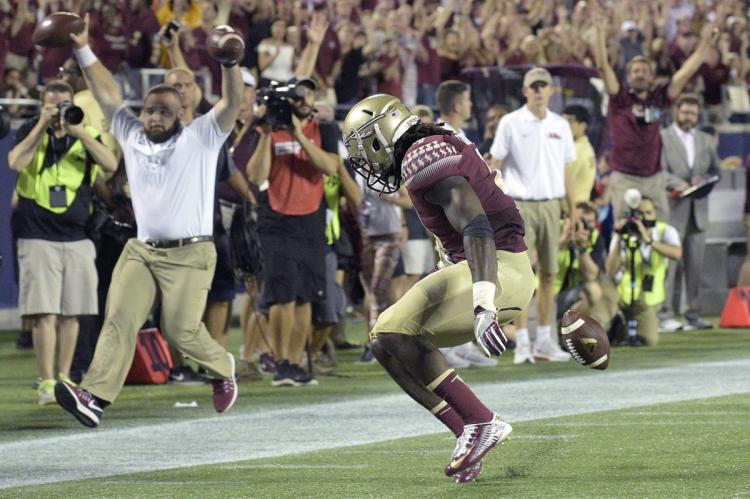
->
[[2, 359, 749, 490]]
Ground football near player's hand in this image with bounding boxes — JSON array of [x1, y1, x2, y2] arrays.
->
[[560, 310, 610, 370], [473, 307, 508, 357]]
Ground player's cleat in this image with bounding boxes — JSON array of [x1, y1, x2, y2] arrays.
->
[[453, 460, 483, 484], [38, 379, 56, 405], [532, 338, 571, 362], [55, 380, 103, 427], [445, 414, 512, 476], [513, 341, 535, 365], [212, 353, 238, 413]]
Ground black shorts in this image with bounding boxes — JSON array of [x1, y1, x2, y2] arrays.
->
[[208, 228, 235, 302], [257, 232, 326, 308]]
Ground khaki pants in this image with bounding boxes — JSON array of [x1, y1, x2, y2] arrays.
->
[[373, 250, 534, 348], [515, 199, 562, 274], [624, 301, 660, 346], [82, 239, 232, 402], [610, 171, 669, 221]]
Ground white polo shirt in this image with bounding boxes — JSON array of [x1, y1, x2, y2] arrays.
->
[[111, 105, 230, 242], [489, 105, 576, 200]]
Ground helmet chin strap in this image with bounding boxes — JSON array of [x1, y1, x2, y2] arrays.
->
[[373, 122, 394, 167]]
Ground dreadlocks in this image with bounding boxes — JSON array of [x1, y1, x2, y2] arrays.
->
[[393, 123, 455, 168]]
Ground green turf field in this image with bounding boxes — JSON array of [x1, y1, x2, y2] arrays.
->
[[1, 317, 749, 498]]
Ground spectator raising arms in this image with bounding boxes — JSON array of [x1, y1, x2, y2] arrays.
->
[[54, 14, 243, 427], [588, 8, 718, 221]]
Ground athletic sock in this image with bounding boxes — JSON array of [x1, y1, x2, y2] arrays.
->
[[516, 327, 530, 345], [431, 400, 465, 437], [536, 325, 551, 344], [428, 369, 493, 425]]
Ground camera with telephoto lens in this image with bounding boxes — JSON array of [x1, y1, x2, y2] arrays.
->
[[257, 82, 306, 130], [617, 216, 641, 237], [57, 100, 84, 125]]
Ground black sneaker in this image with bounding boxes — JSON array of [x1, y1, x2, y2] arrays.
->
[[55, 381, 103, 428], [272, 360, 295, 387], [288, 363, 318, 386], [169, 365, 207, 385]]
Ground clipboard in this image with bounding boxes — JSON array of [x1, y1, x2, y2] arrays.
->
[[677, 175, 720, 199]]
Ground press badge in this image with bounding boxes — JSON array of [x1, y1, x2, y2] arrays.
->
[[49, 185, 67, 208]]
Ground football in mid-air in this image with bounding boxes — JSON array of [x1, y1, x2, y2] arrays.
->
[[560, 310, 610, 370], [207, 25, 245, 66], [32, 12, 85, 48]]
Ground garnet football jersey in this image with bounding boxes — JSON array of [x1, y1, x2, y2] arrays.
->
[[402, 134, 526, 263]]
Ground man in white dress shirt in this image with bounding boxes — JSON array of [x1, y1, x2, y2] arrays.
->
[[489, 67, 578, 365]]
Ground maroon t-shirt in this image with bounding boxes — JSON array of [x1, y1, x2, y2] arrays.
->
[[607, 85, 670, 177], [90, 13, 129, 72], [312, 27, 340, 81], [39, 47, 73, 82], [402, 134, 526, 263], [439, 55, 462, 81], [8, 20, 35, 58], [698, 62, 730, 106], [416, 35, 440, 86], [125, 9, 160, 68]]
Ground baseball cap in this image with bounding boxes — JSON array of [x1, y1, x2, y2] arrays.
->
[[523, 67, 552, 88], [240, 67, 256, 87], [621, 20, 638, 32], [288, 76, 318, 91]]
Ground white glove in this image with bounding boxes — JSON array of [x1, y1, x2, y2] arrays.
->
[[473, 307, 509, 357]]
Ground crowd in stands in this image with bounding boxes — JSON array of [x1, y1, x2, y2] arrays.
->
[[2, 0, 750, 116], [4, 0, 750, 403]]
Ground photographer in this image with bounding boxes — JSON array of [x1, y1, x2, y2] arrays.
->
[[246, 76, 339, 386], [605, 196, 682, 346], [7, 80, 117, 405]]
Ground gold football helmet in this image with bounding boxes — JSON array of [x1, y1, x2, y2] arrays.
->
[[343, 94, 420, 194]]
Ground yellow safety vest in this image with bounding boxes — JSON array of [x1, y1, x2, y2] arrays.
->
[[324, 172, 341, 246], [616, 221, 669, 306], [553, 227, 600, 294], [15, 126, 100, 214]]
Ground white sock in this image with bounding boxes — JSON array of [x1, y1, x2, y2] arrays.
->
[[536, 325, 552, 344], [516, 328, 529, 345]]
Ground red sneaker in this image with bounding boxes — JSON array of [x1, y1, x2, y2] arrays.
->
[[444, 414, 512, 476], [55, 381, 103, 428], [211, 353, 238, 413]]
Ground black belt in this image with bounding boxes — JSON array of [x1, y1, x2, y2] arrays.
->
[[515, 197, 563, 202], [144, 236, 213, 249]]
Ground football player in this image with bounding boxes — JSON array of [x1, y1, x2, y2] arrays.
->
[[343, 95, 534, 483]]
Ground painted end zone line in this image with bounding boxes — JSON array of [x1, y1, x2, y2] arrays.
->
[[1, 359, 749, 490]]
